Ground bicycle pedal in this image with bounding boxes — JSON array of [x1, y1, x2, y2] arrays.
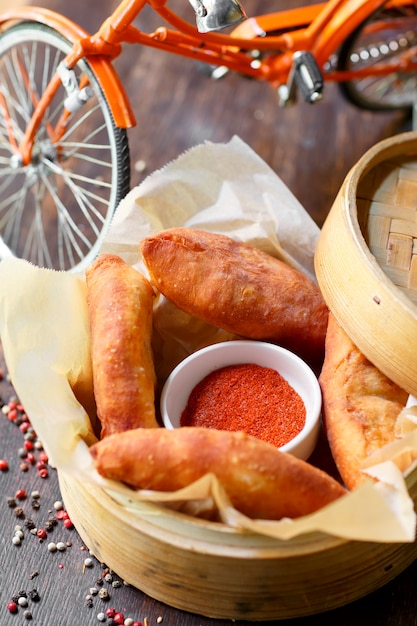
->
[[293, 51, 323, 104], [278, 51, 323, 106]]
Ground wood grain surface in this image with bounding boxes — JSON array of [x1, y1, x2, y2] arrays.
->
[[0, 0, 416, 624]]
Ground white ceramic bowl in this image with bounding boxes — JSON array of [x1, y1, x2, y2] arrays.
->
[[160, 340, 322, 460]]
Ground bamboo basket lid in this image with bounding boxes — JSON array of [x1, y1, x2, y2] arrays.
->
[[315, 131, 417, 397]]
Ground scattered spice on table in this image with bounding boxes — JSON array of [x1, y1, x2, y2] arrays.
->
[[181, 363, 306, 447], [0, 369, 157, 625]]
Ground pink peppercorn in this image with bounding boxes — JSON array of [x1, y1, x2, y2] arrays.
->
[[37, 529, 47, 540], [23, 440, 34, 451], [106, 608, 116, 618], [15, 489, 26, 500], [38, 451, 48, 463], [7, 601, 18, 613], [113, 613, 125, 625], [38, 468, 48, 479], [0, 459, 8, 471], [63, 518, 73, 529], [7, 408, 17, 421]]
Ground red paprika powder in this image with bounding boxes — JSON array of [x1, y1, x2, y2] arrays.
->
[[180, 363, 306, 447]]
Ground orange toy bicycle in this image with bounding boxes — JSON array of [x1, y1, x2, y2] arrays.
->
[[0, 0, 415, 271]]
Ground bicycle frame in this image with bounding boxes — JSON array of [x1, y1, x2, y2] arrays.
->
[[0, 0, 416, 165]]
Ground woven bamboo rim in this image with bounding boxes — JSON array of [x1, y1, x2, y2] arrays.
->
[[315, 131, 417, 396]]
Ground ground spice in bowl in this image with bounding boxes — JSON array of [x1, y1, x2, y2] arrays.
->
[[180, 363, 306, 448]]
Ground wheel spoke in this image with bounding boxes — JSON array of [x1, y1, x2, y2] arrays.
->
[[340, 6, 417, 110]]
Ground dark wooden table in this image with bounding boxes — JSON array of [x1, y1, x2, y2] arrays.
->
[[1, 0, 417, 623]]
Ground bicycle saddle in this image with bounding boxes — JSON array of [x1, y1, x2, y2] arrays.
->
[[188, 0, 247, 32]]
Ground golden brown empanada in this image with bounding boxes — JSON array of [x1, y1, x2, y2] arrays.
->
[[140, 228, 328, 362], [86, 254, 158, 437], [90, 426, 346, 520], [319, 313, 408, 489]]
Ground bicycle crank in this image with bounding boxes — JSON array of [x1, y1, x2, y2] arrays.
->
[[278, 51, 324, 106]]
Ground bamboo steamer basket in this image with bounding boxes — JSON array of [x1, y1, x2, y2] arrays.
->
[[58, 468, 417, 620], [315, 131, 417, 397], [59, 132, 417, 620]]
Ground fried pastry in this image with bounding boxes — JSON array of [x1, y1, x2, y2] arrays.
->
[[86, 254, 158, 437], [319, 313, 408, 490], [140, 228, 328, 361], [90, 426, 346, 520]]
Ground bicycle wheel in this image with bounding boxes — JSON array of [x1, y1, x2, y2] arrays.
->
[[0, 22, 130, 273], [338, 4, 417, 111]]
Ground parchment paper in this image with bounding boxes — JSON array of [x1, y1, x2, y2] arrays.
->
[[0, 136, 416, 543]]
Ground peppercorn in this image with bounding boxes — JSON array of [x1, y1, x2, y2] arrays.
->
[[24, 519, 36, 530], [0, 459, 8, 471], [36, 528, 47, 540], [7, 601, 18, 613], [38, 451, 48, 463], [98, 588, 110, 600], [28, 589, 40, 602]]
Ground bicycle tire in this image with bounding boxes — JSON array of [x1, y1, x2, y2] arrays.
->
[[338, 4, 417, 111], [0, 22, 130, 273]]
